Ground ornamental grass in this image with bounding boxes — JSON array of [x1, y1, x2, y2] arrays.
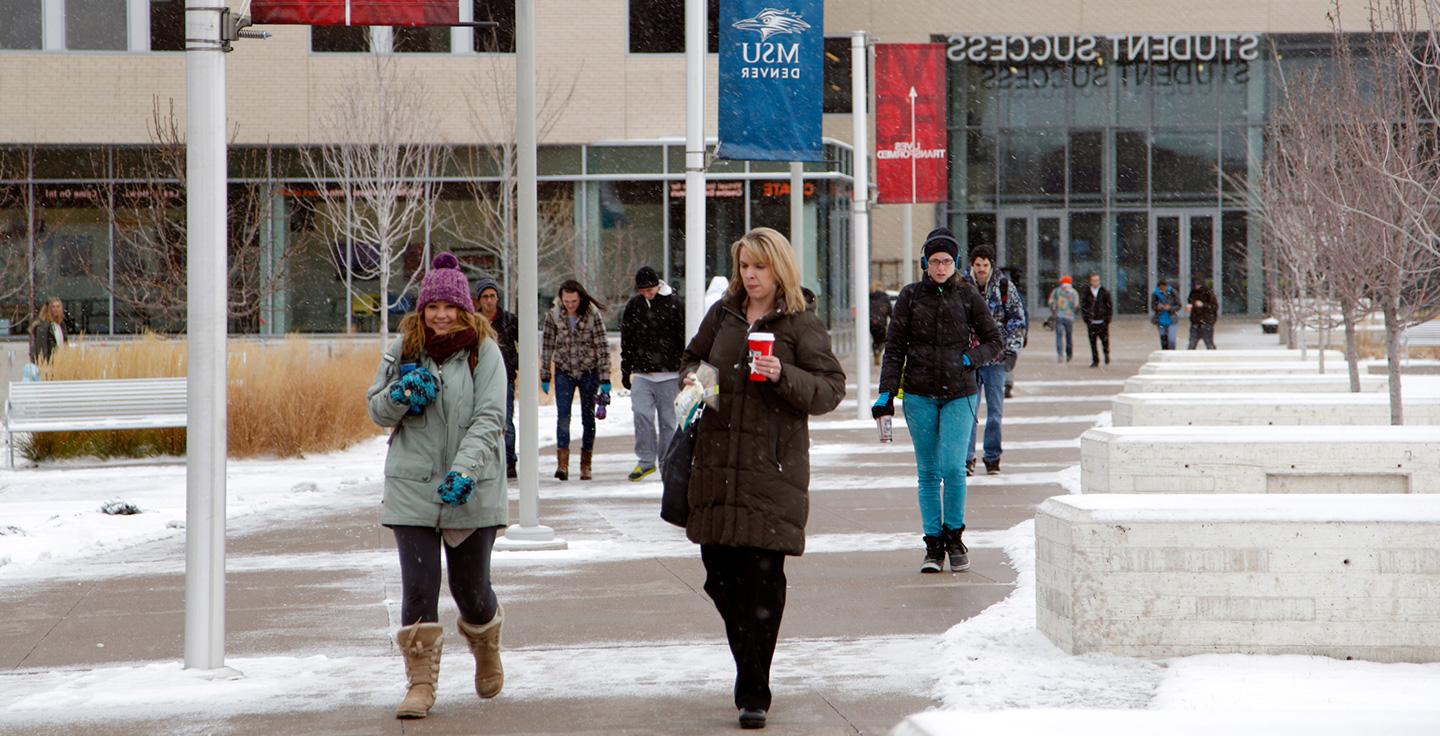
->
[[22, 334, 380, 462]]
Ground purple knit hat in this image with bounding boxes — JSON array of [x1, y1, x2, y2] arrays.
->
[[416, 253, 475, 313]]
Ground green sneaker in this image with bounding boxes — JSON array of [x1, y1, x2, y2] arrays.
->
[[628, 464, 656, 482]]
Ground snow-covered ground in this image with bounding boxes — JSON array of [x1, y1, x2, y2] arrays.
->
[[3, 386, 1439, 730]]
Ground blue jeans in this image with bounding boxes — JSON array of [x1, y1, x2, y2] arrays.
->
[[967, 364, 1006, 464], [554, 371, 599, 451], [904, 393, 979, 536], [1054, 317, 1073, 360], [1157, 322, 1179, 350], [504, 380, 517, 466]]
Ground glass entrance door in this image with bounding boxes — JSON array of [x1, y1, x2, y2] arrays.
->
[[1000, 212, 1065, 316], [1150, 211, 1218, 306]]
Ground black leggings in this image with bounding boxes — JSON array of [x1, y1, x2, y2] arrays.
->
[[392, 525, 499, 627], [701, 544, 787, 711]]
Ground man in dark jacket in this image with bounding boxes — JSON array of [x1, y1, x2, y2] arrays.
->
[[1187, 278, 1219, 350], [874, 227, 1003, 574], [1079, 272, 1113, 367], [868, 282, 891, 361], [620, 266, 685, 481], [475, 276, 521, 478]]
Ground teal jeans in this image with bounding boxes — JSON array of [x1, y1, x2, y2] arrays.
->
[[903, 392, 980, 537]]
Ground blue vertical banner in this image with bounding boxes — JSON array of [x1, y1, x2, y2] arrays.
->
[[716, 1, 824, 162]]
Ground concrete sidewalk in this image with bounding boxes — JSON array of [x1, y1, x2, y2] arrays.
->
[[0, 318, 1268, 735]]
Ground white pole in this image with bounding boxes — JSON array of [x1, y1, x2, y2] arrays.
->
[[789, 162, 804, 286], [498, 0, 564, 551], [851, 32, 871, 420], [183, 0, 234, 674], [684, 0, 706, 338], [903, 203, 913, 286], [905, 84, 917, 286]]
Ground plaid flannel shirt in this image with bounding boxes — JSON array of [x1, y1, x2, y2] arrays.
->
[[541, 304, 612, 383]]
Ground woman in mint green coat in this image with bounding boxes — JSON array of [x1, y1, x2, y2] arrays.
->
[[365, 253, 508, 720]]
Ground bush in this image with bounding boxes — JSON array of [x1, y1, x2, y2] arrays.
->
[[21, 334, 380, 462]]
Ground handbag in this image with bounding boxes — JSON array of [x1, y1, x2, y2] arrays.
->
[[659, 423, 696, 528]]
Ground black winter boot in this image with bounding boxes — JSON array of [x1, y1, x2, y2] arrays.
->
[[920, 535, 945, 573], [943, 525, 970, 572]]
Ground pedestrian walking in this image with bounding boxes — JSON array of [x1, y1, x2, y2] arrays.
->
[[620, 265, 684, 481], [474, 276, 520, 479], [1079, 272, 1113, 367], [541, 279, 611, 481], [1046, 276, 1079, 363], [873, 226, 1003, 574], [869, 281, 892, 361], [680, 227, 845, 730], [365, 253, 509, 720], [1187, 278, 1219, 350], [28, 297, 66, 364], [963, 246, 1026, 476], [1151, 278, 1182, 350]]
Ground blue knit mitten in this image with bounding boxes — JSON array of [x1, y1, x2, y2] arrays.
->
[[392, 367, 439, 410], [437, 471, 474, 507]]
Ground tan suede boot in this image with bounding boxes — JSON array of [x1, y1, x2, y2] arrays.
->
[[580, 450, 593, 480], [395, 623, 444, 719], [456, 604, 504, 699], [554, 448, 569, 481]]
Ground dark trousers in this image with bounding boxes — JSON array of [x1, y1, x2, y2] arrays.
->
[[1189, 323, 1216, 350], [504, 380, 517, 467], [701, 544, 787, 711], [392, 525, 499, 627], [1086, 321, 1110, 364], [555, 371, 599, 451]]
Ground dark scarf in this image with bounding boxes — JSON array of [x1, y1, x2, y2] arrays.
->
[[425, 326, 479, 366]]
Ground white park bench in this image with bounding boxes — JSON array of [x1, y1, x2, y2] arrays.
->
[[1037, 494, 1440, 663], [1080, 425, 1440, 493], [1123, 373, 1385, 394], [4, 378, 187, 468], [1111, 392, 1440, 427]]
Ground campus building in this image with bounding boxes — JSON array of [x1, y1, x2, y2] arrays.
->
[[0, 1, 1365, 336]]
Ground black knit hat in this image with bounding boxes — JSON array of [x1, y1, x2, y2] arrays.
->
[[634, 266, 660, 289], [921, 227, 960, 262]]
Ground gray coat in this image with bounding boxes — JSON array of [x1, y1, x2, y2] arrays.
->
[[366, 336, 509, 529]]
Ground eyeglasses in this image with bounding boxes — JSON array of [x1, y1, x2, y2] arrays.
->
[[927, 257, 954, 267]]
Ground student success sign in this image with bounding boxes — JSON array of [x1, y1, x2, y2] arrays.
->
[[717, 0, 824, 162]]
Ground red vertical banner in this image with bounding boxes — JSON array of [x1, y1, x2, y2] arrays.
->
[[874, 44, 948, 204], [251, 0, 458, 26]]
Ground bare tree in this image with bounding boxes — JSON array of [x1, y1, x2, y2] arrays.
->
[[1257, 53, 1376, 390], [1286, 3, 1440, 422], [0, 148, 33, 318], [302, 56, 441, 349], [435, 58, 581, 307], [92, 99, 277, 332]]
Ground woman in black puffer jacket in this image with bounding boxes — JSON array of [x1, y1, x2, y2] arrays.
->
[[872, 227, 1003, 575]]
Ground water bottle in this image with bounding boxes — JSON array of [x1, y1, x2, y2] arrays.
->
[[877, 415, 893, 443]]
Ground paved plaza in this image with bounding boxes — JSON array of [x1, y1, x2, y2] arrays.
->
[[2, 319, 1273, 735]]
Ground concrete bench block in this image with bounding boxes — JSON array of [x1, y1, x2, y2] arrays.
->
[[1111, 393, 1440, 427], [1036, 494, 1440, 662], [1081, 426, 1440, 493], [1146, 348, 1344, 363], [1140, 362, 1340, 375], [1123, 373, 1386, 394]]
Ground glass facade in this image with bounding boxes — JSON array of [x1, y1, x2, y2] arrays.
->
[[0, 142, 852, 336], [943, 33, 1281, 316]]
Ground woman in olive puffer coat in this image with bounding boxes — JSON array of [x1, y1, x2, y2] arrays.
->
[[679, 227, 846, 730]]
